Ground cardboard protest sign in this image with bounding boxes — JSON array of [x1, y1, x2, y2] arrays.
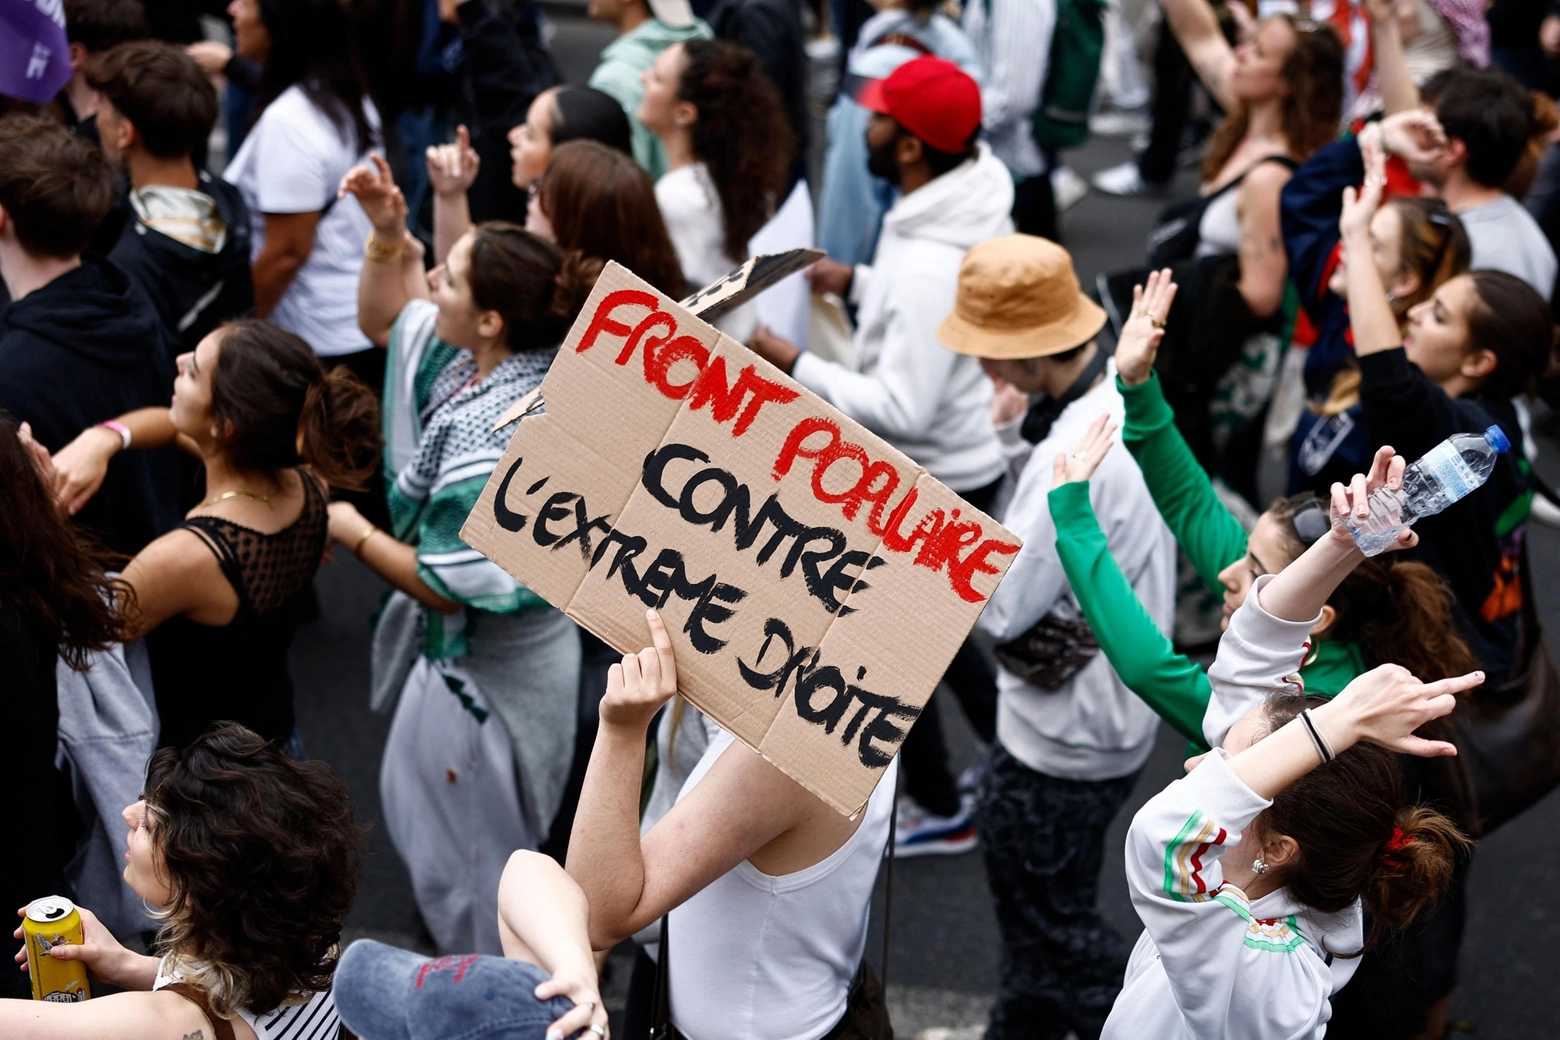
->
[[461, 257, 1022, 815]]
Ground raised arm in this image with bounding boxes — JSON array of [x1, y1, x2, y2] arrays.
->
[[1115, 272, 1251, 592], [340, 155, 425, 348], [1364, 0, 1419, 115], [428, 126, 480, 266], [566, 611, 817, 948], [1049, 419, 1215, 749], [1127, 659, 1474, 1037], [1160, 0, 1238, 112], [1341, 130, 1403, 359]]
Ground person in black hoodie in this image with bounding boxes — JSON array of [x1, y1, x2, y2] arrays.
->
[[90, 41, 254, 355], [0, 115, 180, 558]]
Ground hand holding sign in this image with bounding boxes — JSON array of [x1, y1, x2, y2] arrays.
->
[[463, 254, 1020, 815], [602, 609, 682, 731]]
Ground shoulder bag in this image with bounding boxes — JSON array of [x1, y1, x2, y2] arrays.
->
[[1423, 540, 1560, 838]]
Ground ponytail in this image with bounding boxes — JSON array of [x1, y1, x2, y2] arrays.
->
[[1362, 806, 1472, 948], [1255, 695, 1472, 956], [209, 320, 382, 487], [467, 223, 593, 353], [1331, 558, 1480, 682], [298, 366, 380, 491]]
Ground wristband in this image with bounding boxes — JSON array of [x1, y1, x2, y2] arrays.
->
[[364, 233, 406, 264], [99, 420, 132, 451], [1300, 708, 1336, 765]]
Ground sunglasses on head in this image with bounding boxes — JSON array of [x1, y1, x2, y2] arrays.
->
[[1289, 497, 1331, 547]]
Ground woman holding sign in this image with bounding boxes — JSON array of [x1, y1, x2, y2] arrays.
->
[[334, 156, 591, 954], [569, 609, 898, 1040]]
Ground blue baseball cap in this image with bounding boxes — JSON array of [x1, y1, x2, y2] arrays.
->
[[333, 940, 576, 1040]]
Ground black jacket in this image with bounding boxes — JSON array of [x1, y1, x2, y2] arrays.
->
[[110, 172, 255, 356], [0, 258, 182, 557], [456, 0, 562, 223], [1358, 348, 1529, 681]]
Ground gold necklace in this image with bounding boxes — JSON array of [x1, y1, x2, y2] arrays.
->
[[199, 489, 272, 508]]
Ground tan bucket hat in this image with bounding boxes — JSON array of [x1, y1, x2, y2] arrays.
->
[[938, 235, 1108, 360]]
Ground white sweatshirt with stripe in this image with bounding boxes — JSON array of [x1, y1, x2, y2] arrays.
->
[[1103, 575, 1364, 1039]]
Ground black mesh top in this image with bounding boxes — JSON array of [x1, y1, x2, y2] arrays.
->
[[147, 472, 328, 750]]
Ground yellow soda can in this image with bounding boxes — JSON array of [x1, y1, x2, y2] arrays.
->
[[23, 896, 91, 1002]]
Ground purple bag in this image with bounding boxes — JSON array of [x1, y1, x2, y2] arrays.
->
[[0, 0, 72, 105]]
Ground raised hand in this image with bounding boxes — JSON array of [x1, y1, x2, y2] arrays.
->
[[1340, 127, 1389, 241], [1329, 444, 1416, 552], [1327, 663, 1481, 757], [426, 125, 481, 199], [1113, 267, 1178, 387], [1378, 109, 1447, 167], [1050, 412, 1118, 489], [337, 154, 408, 240], [599, 609, 679, 731]]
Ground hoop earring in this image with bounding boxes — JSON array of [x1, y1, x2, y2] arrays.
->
[[1252, 858, 1269, 875]]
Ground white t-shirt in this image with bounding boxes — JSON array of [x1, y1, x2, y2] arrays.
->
[[226, 85, 381, 357], [655, 162, 757, 342]]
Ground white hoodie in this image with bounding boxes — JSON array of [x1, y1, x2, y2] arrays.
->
[[791, 143, 1013, 493], [1103, 574, 1364, 1040]]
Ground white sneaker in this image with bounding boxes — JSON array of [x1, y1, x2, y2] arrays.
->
[[1052, 166, 1090, 212], [1089, 107, 1151, 138], [1091, 160, 1170, 198]]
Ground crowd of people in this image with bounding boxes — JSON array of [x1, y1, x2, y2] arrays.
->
[[3, 0, 1560, 1037]]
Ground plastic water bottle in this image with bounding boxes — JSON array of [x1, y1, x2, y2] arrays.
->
[[1343, 426, 1511, 557]]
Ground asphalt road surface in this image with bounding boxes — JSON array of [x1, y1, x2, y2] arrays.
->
[[290, 13, 1560, 1037]]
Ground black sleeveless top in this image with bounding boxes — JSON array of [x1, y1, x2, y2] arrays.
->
[[147, 472, 328, 751]]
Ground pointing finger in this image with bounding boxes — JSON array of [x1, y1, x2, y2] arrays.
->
[[647, 609, 677, 690]]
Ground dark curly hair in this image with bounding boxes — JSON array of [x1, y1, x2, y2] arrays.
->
[[144, 724, 361, 1018], [676, 39, 793, 264], [0, 413, 130, 668], [1201, 15, 1343, 182]]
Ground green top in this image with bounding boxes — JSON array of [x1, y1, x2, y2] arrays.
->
[[1042, 373, 1366, 753]]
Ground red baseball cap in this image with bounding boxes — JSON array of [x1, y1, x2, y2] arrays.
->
[[851, 56, 982, 155]]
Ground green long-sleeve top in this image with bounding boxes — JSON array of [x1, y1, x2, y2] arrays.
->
[[1045, 373, 1364, 753]]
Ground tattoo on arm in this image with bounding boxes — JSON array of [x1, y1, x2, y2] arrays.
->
[[182, 1032, 205, 1040]]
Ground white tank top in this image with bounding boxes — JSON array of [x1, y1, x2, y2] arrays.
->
[[667, 728, 898, 1040]]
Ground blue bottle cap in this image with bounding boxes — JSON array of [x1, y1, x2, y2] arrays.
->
[[1485, 425, 1511, 454]]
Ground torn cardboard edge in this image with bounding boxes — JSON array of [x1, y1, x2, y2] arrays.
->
[[463, 253, 1020, 816]]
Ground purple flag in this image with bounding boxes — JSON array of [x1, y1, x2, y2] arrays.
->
[[0, 0, 72, 105]]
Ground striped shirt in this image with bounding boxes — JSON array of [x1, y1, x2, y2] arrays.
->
[[153, 958, 341, 1040], [962, 0, 1055, 178]]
